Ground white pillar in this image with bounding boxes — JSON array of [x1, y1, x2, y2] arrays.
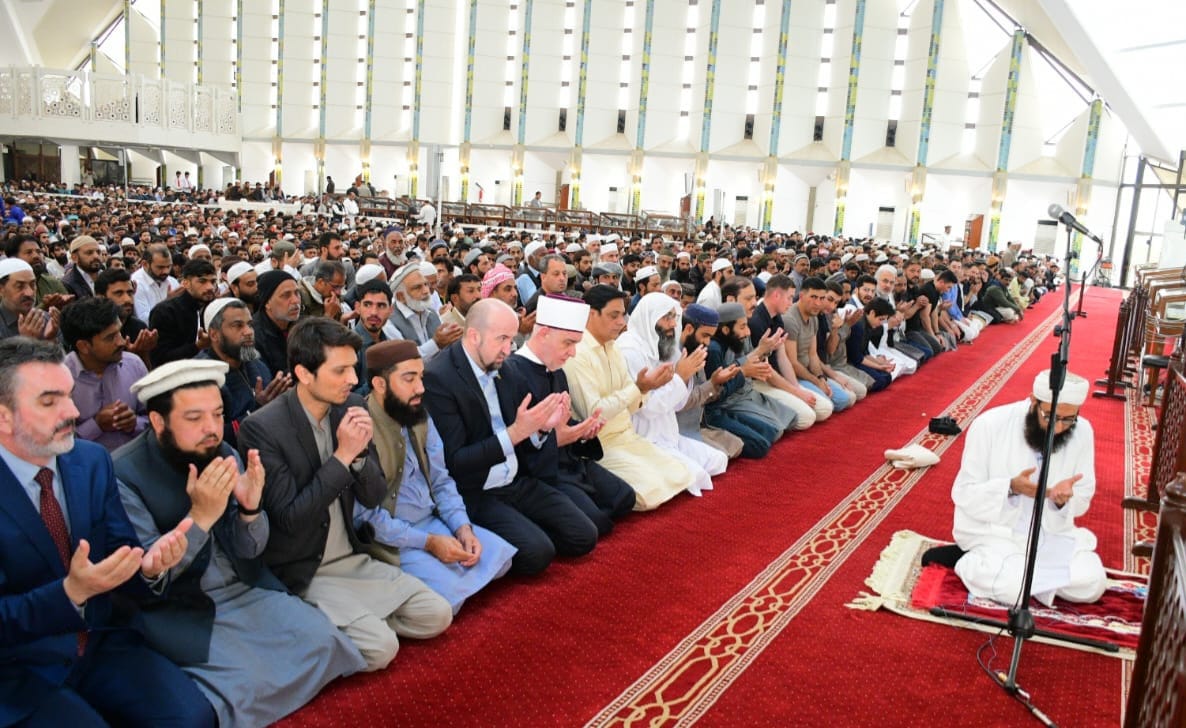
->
[[201, 161, 223, 191], [60, 145, 81, 187]]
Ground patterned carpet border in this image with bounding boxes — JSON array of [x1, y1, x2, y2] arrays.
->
[[1121, 387, 1158, 713], [586, 305, 1068, 728]]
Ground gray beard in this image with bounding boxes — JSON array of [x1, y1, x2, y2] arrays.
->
[[657, 330, 677, 361]]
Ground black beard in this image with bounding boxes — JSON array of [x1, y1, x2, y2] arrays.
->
[[237, 291, 258, 308], [655, 326, 676, 361], [1023, 405, 1074, 453], [157, 427, 221, 473], [714, 327, 744, 355], [383, 387, 428, 427]]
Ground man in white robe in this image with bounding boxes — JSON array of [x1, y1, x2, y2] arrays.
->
[[617, 292, 727, 496], [563, 285, 693, 510], [950, 370, 1106, 606]]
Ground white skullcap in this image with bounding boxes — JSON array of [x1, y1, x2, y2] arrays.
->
[[121, 237, 136, 247], [355, 263, 385, 286], [506, 241, 523, 250], [920, 268, 935, 281], [855, 253, 870, 262], [226, 261, 254, 284], [565, 242, 583, 254], [676, 251, 691, 260], [524, 240, 547, 259], [388, 262, 420, 292], [1033, 370, 1089, 407], [202, 297, 244, 329], [661, 279, 683, 291], [600, 242, 619, 255], [536, 295, 590, 332], [0, 258, 34, 279], [874, 253, 888, 263], [634, 265, 658, 283], [131, 359, 228, 404], [711, 258, 734, 273], [418, 261, 438, 278], [187, 244, 210, 259], [604, 233, 620, 243], [841, 252, 854, 264]]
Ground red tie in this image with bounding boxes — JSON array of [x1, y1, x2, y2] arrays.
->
[[35, 467, 88, 656]]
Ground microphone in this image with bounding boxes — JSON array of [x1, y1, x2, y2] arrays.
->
[[1048, 204, 1104, 244]]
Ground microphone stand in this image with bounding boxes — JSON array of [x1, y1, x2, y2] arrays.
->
[[1074, 237, 1104, 318], [931, 225, 1114, 726]]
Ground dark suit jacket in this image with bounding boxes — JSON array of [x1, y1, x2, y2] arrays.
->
[[423, 342, 520, 495], [237, 388, 386, 595], [60, 267, 94, 301], [0, 440, 148, 725]]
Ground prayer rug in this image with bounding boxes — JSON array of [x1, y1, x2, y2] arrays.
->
[[847, 530, 1146, 659]]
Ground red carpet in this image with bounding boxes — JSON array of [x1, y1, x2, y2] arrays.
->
[[281, 286, 1130, 727]]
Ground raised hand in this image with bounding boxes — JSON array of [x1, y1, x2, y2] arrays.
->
[[710, 363, 740, 386], [126, 328, 159, 356], [41, 292, 74, 310], [675, 345, 707, 383], [334, 406, 374, 463], [254, 372, 292, 406], [186, 456, 237, 530], [517, 310, 537, 336], [542, 392, 571, 432], [195, 327, 211, 350], [234, 449, 266, 514], [1010, 466, 1038, 498], [94, 401, 127, 432], [509, 393, 562, 443], [754, 329, 787, 359], [1047, 473, 1083, 507], [17, 308, 50, 339], [740, 358, 773, 382], [434, 322, 463, 348], [141, 517, 194, 579], [324, 294, 343, 322], [636, 362, 675, 392], [63, 540, 145, 605]]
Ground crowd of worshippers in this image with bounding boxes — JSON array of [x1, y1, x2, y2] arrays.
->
[[0, 182, 1065, 726]]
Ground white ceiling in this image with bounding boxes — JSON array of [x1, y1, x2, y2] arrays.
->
[[1, 0, 1182, 164]]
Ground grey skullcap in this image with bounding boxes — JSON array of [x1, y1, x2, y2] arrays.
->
[[716, 302, 746, 323]]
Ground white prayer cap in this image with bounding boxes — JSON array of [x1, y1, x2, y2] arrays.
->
[[841, 252, 854, 264], [226, 261, 254, 284], [536, 294, 590, 332], [711, 258, 734, 274], [131, 359, 228, 404], [121, 237, 136, 247], [634, 265, 658, 283], [920, 268, 935, 281], [565, 242, 583, 254], [604, 233, 621, 243], [418, 261, 438, 278], [524, 240, 547, 259], [0, 258, 34, 279], [601, 242, 619, 255], [1033, 370, 1089, 407], [355, 263, 385, 286], [855, 253, 870, 262], [874, 253, 888, 263], [202, 297, 246, 329], [505, 241, 523, 250], [187, 244, 210, 259], [676, 251, 691, 260], [661, 279, 683, 292]]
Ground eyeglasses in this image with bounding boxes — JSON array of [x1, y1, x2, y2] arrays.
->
[[1036, 407, 1078, 427]]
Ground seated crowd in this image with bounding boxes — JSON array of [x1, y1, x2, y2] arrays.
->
[[0, 182, 1062, 726]]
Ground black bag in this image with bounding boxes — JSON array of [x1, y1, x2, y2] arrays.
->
[[929, 416, 962, 436]]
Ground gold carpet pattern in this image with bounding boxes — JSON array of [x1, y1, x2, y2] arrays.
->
[[586, 304, 1068, 728]]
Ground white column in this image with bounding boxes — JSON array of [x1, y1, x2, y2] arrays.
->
[[60, 145, 81, 187], [201, 160, 223, 191]]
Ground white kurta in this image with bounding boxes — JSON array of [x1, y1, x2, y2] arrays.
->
[[951, 400, 1106, 606], [617, 339, 727, 496], [563, 331, 693, 510]]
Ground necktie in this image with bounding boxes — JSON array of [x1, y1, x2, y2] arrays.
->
[[35, 468, 88, 656]]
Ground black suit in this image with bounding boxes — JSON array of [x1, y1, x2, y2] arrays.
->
[[237, 389, 386, 595], [148, 291, 205, 367], [499, 353, 635, 535], [423, 342, 597, 575]]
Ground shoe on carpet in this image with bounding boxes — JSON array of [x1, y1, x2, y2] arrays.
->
[[920, 544, 966, 568], [929, 417, 962, 436]]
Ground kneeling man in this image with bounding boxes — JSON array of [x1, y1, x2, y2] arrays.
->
[[116, 360, 364, 726], [951, 370, 1106, 606], [355, 340, 517, 614]]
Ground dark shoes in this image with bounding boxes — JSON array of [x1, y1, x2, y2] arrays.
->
[[929, 417, 962, 435]]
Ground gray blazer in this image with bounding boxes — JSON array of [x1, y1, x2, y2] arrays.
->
[[237, 388, 385, 595], [388, 304, 441, 346]]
